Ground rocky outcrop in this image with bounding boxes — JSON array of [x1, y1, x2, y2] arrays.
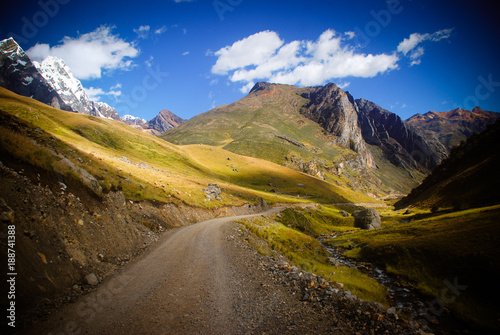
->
[[0, 38, 71, 111], [352, 208, 381, 230], [205, 183, 222, 201], [355, 98, 448, 171], [300, 84, 375, 169]]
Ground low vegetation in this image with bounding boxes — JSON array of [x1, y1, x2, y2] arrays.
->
[[0, 87, 368, 208], [325, 205, 500, 331], [239, 206, 389, 305]]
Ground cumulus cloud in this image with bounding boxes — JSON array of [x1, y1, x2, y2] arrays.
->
[[27, 26, 139, 80], [397, 28, 453, 65], [210, 29, 399, 91], [84, 86, 121, 101]]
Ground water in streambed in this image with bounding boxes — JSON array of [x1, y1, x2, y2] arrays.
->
[[319, 235, 476, 335]]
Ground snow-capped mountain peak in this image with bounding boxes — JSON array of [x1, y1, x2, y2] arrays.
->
[[33, 55, 121, 120], [33, 56, 86, 102]]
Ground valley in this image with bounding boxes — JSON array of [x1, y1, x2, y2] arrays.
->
[[1, 35, 500, 334]]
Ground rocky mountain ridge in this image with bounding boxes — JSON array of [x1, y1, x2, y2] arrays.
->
[[0, 37, 184, 135], [406, 106, 500, 150], [33, 56, 121, 120], [0, 37, 71, 111], [163, 81, 498, 197]]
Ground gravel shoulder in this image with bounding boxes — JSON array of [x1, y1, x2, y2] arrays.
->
[[21, 208, 341, 334], [21, 208, 417, 335]]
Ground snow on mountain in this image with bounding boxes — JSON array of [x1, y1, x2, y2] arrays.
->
[[123, 114, 147, 123], [33, 56, 121, 121], [0, 37, 71, 110]]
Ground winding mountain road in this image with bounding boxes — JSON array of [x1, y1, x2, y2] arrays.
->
[[25, 208, 340, 335]]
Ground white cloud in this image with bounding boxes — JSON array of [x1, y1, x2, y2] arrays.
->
[[155, 26, 167, 35], [337, 81, 350, 90], [211, 29, 399, 91], [110, 83, 122, 90], [27, 26, 139, 80], [145, 56, 154, 68], [182, 51, 190, 56], [212, 30, 285, 75], [344, 31, 356, 40], [84, 86, 121, 101], [134, 25, 151, 39], [397, 28, 453, 65], [240, 81, 255, 94]]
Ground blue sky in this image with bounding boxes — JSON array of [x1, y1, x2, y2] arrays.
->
[[1, 0, 499, 121]]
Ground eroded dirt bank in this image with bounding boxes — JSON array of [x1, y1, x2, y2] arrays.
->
[[0, 159, 267, 328]]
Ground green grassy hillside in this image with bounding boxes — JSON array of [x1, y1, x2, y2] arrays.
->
[[0, 87, 370, 207], [163, 83, 421, 197]]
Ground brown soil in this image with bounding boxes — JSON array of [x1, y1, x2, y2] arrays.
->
[[20, 209, 347, 334]]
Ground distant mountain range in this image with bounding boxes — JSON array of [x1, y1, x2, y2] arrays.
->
[[406, 107, 500, 150], [2, 37, 499, 197], [163, 81, 499, 197], [396, 119, 500, 210], [0, 37, 184, 134]]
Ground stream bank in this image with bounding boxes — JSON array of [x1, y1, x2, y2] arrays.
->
[[320, 233, 479, 335]]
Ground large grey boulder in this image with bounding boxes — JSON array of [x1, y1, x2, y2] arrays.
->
[[353, 208, 381, 230], [205, 183, 221, 201]]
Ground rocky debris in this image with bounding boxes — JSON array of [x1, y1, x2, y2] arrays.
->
[[286, 155, 325, 180], [84, 273, 99, 286], [353, 208, 381, 230], [231, 225, 420, 334], [0, 197, 15, 223], [258, 198, 269, 211], [204, 183, 222, 201]]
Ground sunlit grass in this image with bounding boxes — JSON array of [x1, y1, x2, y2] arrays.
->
[[0, 87, 371, 208], [325, 204, 500, 331], [239, 215, 388, 305]]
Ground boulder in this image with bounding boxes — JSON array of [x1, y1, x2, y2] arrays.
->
[[204, 183, 221, 201], [353, 208, 381, 230]]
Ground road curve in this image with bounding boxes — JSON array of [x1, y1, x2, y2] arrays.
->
[[24, 207, 338, 334]]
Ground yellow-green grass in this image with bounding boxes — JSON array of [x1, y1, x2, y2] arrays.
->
[[276, 206, 358, 236], [325, 205, 500, 331], [239, 215, 389, 305], [0, 87, 370, 208]]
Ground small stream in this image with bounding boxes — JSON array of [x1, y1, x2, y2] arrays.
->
[[319, 236, 427, 313], [318, 235, 474, 334]]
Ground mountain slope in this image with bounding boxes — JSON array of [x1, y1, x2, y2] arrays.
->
[[163, 82, 440, 196], [147, 109, 186, 135], [0, 86, 371, 207], [405, 107, 500, 150], [0, 37, 70, 111], [395, 120, 500, 209], [356, 98, 448, 171]]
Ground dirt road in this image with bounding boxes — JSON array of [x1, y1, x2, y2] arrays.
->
[[23, 208, 340, 335]]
